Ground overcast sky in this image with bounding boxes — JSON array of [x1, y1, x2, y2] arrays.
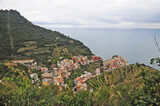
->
[[1, 0, 160, 29]]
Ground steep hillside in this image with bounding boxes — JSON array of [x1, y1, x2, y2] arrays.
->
[[0, 9, 92, 63], [87, 64, 157, 90], [86, 64, 160, 105]]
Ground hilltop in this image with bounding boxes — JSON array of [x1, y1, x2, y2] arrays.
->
[[0, 9, 92, 64]]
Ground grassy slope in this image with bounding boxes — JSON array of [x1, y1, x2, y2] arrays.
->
[[87, 64, 159, 89], [87, 64, 160, 105]]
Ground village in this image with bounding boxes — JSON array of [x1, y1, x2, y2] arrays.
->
[[7, 55, 128, 93]]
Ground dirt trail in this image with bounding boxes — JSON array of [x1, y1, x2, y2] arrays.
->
[[7, 11, 14, 50]]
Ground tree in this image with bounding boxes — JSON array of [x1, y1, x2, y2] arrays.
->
[[150, 36, 160, 68], [134, 71, 160, 106]]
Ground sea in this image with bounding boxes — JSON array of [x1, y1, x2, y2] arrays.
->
[[52, 28, 160, 67]]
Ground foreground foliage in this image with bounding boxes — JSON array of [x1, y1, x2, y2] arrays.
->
[[0, 63, 160, 106]]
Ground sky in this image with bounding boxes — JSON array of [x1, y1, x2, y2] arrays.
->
[[1, 0, 160, 29]]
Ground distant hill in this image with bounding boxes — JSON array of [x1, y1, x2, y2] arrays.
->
[[0, 9, 92, 63]]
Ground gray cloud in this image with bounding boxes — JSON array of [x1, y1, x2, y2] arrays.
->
[[33, 21, 81, 26], [1, 0, 160, 29]]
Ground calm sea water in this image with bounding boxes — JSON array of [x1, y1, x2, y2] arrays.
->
[[52, 28, 160, 66]]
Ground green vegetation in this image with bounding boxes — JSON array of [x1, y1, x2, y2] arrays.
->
[[0, 63, 59, 105], [0, 10, 92, 64], [0, 9, 160, 106], [64, 60, 103, 87], [86, 64, 160, 105], [0, 63, 159, 106]]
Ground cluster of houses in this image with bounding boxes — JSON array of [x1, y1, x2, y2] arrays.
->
[[73, 68, 101, 93], [6, 55, 128, 92], [45, 55, 102, 91], [72, 55, 128, 92], [53, 56, 91, 89], [73, 71, 92, 92], [40, 66, 65, 87], [72, 56, 90, 65], [103, 55, 128, 72], [9, 56, 92, 89]]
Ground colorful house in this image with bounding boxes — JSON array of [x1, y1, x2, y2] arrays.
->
[[92, 56, 101, 61]]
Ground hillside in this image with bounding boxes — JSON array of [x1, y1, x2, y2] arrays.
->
[[0, 63, 159, 105], [87, 64, 147, 90], [86, 64, 160, 105], [0, 9, 92, 63], [0, 9, 160, 106]]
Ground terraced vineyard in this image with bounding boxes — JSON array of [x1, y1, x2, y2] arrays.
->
[[86, 64, 160, 105], [87, 64, 159, 90]]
